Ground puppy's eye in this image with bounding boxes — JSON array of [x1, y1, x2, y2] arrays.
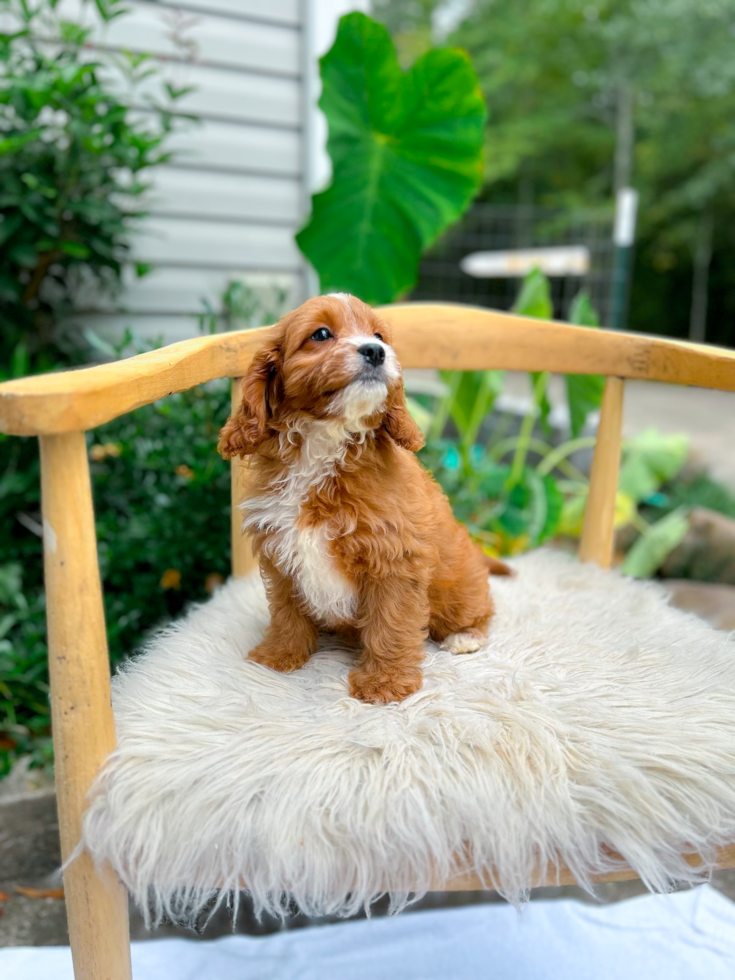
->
[[310, 327, 332, 342], [374, 332, 384, 342]]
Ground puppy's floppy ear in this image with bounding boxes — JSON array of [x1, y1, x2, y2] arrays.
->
[[218, 343, 280, 458], [383, 384, 425, 452]]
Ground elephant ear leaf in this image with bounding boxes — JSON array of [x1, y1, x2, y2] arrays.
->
[[566, 290, 605, 437], [296, 12, 487, 304]]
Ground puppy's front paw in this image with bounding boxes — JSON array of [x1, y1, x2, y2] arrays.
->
[[247, 642, 310, 673], [348, 667, 422, 704]]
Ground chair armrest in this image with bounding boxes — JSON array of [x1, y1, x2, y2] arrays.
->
[[2, 304, 734, 436], [0, 327, 269, 436], [383, 305, 735, 389]]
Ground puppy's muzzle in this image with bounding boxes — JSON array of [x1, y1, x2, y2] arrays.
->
[[358, 343, 385, 368]]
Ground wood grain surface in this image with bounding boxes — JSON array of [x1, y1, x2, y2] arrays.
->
[[2, 304, 734, 436]]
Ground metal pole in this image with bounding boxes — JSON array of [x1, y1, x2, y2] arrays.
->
[[610, 187, 638, 331]]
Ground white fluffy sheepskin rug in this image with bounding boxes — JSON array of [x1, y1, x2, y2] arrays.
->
[[81, 549, 735, 925]]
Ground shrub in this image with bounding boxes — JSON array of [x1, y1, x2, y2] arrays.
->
[[0, 379, 233, 775], [0, 0, 189, 372]]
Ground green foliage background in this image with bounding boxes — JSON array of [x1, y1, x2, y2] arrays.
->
[[0, 0, 214, 774], [0, 0, 188, 371], [374, 0, 735, 345], [0, 384, 232, 774]]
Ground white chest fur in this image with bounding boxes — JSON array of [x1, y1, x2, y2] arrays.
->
[[242, 422, 357, 624]]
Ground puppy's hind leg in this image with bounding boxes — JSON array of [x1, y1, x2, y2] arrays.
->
[[430, 537, 495, 656]]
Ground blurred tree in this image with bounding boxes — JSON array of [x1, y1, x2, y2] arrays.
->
[[372, 0, 439, 66], [374, 0, 735, 344]]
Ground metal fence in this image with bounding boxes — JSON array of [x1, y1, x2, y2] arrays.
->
[[411, 203, 616, 326]]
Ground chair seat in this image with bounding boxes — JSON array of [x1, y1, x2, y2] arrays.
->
[[82, 549, 735, 925]]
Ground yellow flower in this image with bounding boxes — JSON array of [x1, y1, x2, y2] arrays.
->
[[175, 464, 194, 479], [205, 573, 225, 594], [160, 568, 181, 590], [505, 534, 530, 556], [89, 442, 122, 461], [613, 491, 637, 529]]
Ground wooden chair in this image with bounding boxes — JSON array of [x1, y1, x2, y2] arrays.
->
[[1, 303, 735, 980]]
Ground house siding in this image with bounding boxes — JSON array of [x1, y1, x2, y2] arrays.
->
[[60, 0, 308, 344]]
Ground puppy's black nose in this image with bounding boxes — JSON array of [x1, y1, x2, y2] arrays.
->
[[358, 343, 385, 367]]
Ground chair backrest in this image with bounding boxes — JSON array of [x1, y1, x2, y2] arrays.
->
[[2, 302, 735, 577]]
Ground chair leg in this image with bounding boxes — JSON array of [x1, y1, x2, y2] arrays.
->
[[39, 432, 132, 980], [579, 377, 625, 568]]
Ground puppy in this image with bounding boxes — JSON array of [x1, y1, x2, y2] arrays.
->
[[219, 294, 510, 704]]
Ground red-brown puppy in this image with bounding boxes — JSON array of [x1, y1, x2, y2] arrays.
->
[[219, 294, 510, 704]]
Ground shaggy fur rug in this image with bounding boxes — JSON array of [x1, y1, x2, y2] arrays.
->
[[81, 550, 735, 925]]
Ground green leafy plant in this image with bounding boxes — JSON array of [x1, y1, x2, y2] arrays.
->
[[419, 270, 605, 554], [616, 431, 691, 577], [659, 472, 735, 520], [296, 11, 486, 304], [197, 280, 289, 336], [622, 469, 735, 582], [0, 379, 234, 776], [621, 509, 690, 579], [0, 561, 51, 770], [0, 0, 191, 371], [510, 268, 605, 439], [619, 430, 690, 504]]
